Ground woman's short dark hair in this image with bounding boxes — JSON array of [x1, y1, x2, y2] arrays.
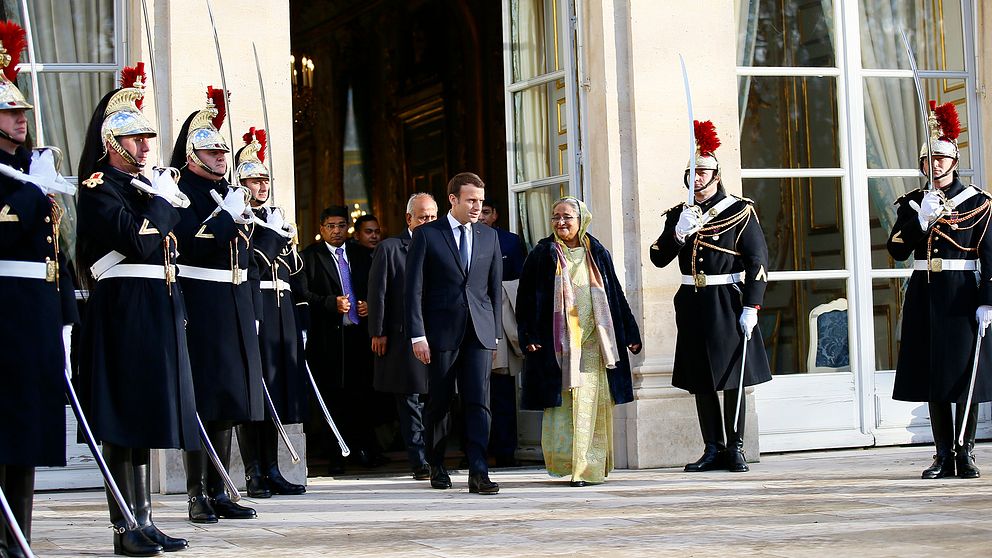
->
[[447, 172, 485, 197]]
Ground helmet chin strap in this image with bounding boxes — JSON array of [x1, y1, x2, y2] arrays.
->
[[191, 151, 226, 178], [106, 136, 145, 172], [683, 169, 721, 190], [922, 158, 957, 183], [0, 127, 24, 145]]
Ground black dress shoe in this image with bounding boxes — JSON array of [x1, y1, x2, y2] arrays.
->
[[187, 495, 217, 524], [569, 480, 588, 487], [468, 472, 499, 495], [245, 474, 271, 498], [209, 494, 257, 519], [113, 524, 164, 557], [413, 464, 432, 481], [727, 449, 749, 472], [922, 454, 956, 479], [267, 469, 306, 495], [430, 465, 452, 489], [956, 449, 981, 479], [139, 524, 188, 553], [684, 446, 727, 472]]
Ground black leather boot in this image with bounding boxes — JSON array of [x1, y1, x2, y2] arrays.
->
[[922, 402, 956, 479], [207, 425, 256, 519], [237, 423, 271, 498], [131, 450, 187, 552], [1, 465, 35, 558], [955, 403, 981, 479], [724, 389, 749, 472], [260, 422, 305, 495], [685, 392, 727, 472], [183, 450, 216, 524], [104, 444, 163, 557]]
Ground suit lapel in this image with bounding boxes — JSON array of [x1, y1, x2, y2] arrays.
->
[[440, 221, 467, 277], [316, 245, 343, 292]]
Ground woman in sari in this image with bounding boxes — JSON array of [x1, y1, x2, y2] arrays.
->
[[517, 197, 641, 486]]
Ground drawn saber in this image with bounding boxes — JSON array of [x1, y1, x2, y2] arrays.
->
[[733, 332, 748, 429], [958, 328, 983, 446], [679, 54, 696, 207], [195, 414, 242, 502], [261, 378, 301, 463], [302, 338, 350, 456], [139, 0, 170, 166], [205, 0, 238, 178], [899, 28, 934, 191], [0, 484, 35, 558], [252, 42, 276, 205]]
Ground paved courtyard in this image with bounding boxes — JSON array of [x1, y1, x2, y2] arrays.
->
[[25, 444, 992, 557]]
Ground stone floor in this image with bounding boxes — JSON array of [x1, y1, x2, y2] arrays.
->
[[24, 444, 992, 557]]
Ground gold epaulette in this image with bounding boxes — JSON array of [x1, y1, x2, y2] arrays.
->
[[664, 202, 685, 215], [733, 195, 755, 205], [82, 172, 105, 189], [893, 188, 923, 206]]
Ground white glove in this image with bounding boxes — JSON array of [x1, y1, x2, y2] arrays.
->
[[674, 206, 703, 242], [915, 191, 945, 229], [149, 167, 190, 208], [265, 207, 296, 239], [29, 148, 76, 196], [220, 188, 252, 224], [977, 306, 992, 337], [739, 306, 758, 340], [62, 324, 73, 379]]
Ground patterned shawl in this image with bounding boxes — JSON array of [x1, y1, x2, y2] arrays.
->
[[551, 197, 620, 390]]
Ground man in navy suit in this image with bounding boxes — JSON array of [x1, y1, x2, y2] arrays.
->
[[406, 172, 503, 494]]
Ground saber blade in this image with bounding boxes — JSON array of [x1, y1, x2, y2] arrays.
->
[[261, 378, 301, 463], [0, 484, 35, 558], [734, 335, 748, 427], [304, 360, 350, 457], [899, 28, 934, 190], [958, 329, 983, 446], [205, 0, 238, 179], [679, 54, 696, 207], [252, 42, 276, 205], [195, 414, 242, 502]]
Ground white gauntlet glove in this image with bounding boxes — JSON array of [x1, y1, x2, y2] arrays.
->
[[739, 306, 758, 340], [977, 305, 992, 337], [29, 148, 76, 196], [219, 188, 252, 224], [674, 206, 703, 242], [264, 207, 296, 239], [148, 167, 190, 208], [914, 191, 945, 230]]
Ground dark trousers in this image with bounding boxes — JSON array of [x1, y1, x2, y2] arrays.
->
[[394, 393, 427, 469], [488, 373, 518, 460], [694, 389, 745, 448], [0, 464, 34, 553], [424, 328, 492, 474]]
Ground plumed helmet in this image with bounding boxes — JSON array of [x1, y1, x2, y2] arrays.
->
[[919, 100, 961, 160], [235, 127, 269, 183], [0, 21, 32, 111], [101, 63, 156, 143], [687, 120, 721, 173], [186, 86, 230, 156]]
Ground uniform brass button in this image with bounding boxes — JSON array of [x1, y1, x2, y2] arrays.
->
[[44, 216, 51, 223], [46, 235, 53, 243], [698, 258, 704, 262], [933, 248, 939, 254]]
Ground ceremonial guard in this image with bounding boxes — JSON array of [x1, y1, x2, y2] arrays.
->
[[171, 88, 262, 522], [887, 101, 992, 480], [649, 120, 771, 473], [75, 63, 198, 556], [234, 128, 307, 497], [0, 22, 78, 558]]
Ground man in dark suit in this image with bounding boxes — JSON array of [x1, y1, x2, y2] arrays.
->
[[406, 172, 503, 495], [300, 206, 381, 472], [368, 193, 437, 480]]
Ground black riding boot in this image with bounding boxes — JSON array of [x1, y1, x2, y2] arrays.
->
[[1, 465, 35, 558], [206, 425, 256, 519], [724, 389, 749, 472], [130, 449, 187, 552], [183, 449, 215, 524], [236, 423, 271, 498], [103, 443, 162, 557], [922, 402, 956, 479], [685, 392, 727, 472], [955, 403, 981, 479], [261, 421, 305, 495]]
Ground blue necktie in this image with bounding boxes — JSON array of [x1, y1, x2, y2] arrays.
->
[[459, 225, 469, 273], [335, 247, 359, 324]]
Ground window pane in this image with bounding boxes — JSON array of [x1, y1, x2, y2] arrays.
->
[[864, 77, 971, 170], [28, 72, 117, 177], [868, 177, 917, 270], [872, 277, 907, 371], [3, 0, 116, 64], [743, 177, 845, 272], [516, 182, 566, 250], [760, 279, 849, 375], [511, 82, 567, 183], [736, 0, 835, 67], [739, 76, 839, 168], [510, 0, 560, 82], [859, 0, 965, 71]]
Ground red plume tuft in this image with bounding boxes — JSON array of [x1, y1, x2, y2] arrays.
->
[[933, 101, 961, 141], [928, 100, 937, 112], [693, 120, 721, 156], [242, 127, 267, 162], [206, 86, 227, 129], [0, 21, 28, 82], [119, 62, 146, 110]]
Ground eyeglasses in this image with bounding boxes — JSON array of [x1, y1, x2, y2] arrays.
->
[[321, 223, 347, 230], [550, 215, 577, 224]]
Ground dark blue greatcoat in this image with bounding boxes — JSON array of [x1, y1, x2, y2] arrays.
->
[[516, 234, 641, 410], [0, 147, 78, 466], [174, 169, 264, 423], [76, 164, 199, 450]]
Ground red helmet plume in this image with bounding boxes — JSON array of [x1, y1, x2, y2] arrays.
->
[[0, 21, 28, 82], [119, 63, 146, 110], [206, 86, 227, 129], [933, 102, 961, 141], [693, 120, 721, 156], [242, 127, 267, 162]]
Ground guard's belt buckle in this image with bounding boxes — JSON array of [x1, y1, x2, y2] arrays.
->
[[45, 260, 56, 282], [232, 268, 243, 285], [694, 273, 707, 288], [930, 258, 942, 273]]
